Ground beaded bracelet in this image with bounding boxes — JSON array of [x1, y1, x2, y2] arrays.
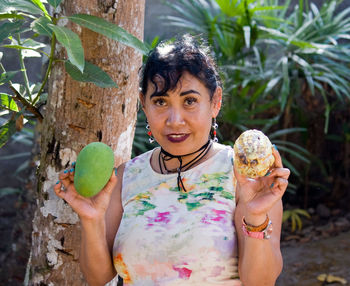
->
[[242, 215, 269, 232]]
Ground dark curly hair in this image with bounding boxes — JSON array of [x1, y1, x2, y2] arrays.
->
[[139, 34, 222, 100]]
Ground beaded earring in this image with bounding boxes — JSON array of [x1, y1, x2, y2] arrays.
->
[[146, 122, 155, 143], [212, 118, 218, 143]]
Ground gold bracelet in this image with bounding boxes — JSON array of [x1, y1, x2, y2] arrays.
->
[[242, 215, 269, 232]]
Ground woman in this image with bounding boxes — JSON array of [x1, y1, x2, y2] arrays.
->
[[55, 35, 290, 286]]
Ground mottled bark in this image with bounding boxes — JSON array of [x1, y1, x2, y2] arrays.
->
[[27, 1, 145, 285]]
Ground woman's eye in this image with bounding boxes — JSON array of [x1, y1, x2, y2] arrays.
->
[[154, 98, 166, 106], [185, 97, 197, 106]]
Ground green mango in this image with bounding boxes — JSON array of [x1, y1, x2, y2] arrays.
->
[[74, 142, 115, 197]]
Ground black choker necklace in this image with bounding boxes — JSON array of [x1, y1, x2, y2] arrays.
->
[[159, 140, 212, 192]]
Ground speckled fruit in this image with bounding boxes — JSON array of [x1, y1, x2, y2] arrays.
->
[[74, 142, 115, 197], [233, 129, 275, 178]]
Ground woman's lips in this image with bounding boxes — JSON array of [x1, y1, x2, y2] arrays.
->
[[167, 133, 190, 143]]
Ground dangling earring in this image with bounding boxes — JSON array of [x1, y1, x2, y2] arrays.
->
[[146, 121, 155, 143], [212, 118, 218, 143]]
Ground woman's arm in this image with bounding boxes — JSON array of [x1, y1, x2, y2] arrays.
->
[[234, 148, 289, 286], [54, 164, 125, 286], [79, 216, 118, 286], [235, 199, 283, 285]]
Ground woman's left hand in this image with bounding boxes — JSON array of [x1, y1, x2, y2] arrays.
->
[[234, 147, 290, 224]]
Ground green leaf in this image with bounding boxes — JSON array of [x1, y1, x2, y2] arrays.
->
[[0, 70, 19, 85], [294, 213, 303, 231], [151, 36, 160, 49], [2, 44, 42, 57], [0, 151, 30, 160], [280, 56, 290, 110], [3, 39, 47, 58], [282, 157, 301, 177], [65, 60, 117, 88], [0, 93, 19, 111], [68, 14, 149, 55], [0, 120, 16, 148], [30, 0, 50, 18], [243, 26, 251, 48], [0, 187, 21, 198], [291, 214, 297, 232], [282, 210, 291, 222], [22, 38, 46, 49], [47, 0, 62, 8], [0, 0, 44, 15], [277, 145, 310, 164], [294, 209, 311, 218], [0, 13, 25, 20], [31, 16, 53, 37], [0, 21, 23, 43], [265, 76, 281, 94], [49, 24, 85, 73], [252, 5, 285, 13], [272, 140, 310, 155]]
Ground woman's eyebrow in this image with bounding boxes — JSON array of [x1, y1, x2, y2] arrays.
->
[[180, 90, 201, 96], [150, 93, 168, 99], [150, 89, 200, 98]]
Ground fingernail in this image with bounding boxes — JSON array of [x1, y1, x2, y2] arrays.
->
[[114, 168, 118, 176], [270, 183, 274, 188], [56, 180, 60, 184], [71, 161, 76, 166], [64, 170, 68, 174], [69, 168, 75, 172], [273, 144, 278, 151], [264, 171, 271, 177]]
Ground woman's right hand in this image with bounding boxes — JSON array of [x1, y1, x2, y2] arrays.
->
[[54, 166, 118, 222]]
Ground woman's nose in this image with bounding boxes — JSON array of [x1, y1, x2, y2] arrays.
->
[[166, 108, 185, 126]]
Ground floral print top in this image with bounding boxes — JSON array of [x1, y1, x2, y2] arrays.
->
[[112, 143, 241, 285]]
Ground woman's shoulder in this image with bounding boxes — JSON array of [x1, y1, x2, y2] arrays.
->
[[212, 142, 233, 154], [123, 148, 156, 173], [211, 142, 234, 165]]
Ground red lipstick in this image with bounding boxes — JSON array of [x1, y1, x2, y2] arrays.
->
[[167, 134, 189, 143]]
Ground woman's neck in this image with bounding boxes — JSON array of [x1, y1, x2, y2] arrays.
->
[[151, 141, 220, 174]]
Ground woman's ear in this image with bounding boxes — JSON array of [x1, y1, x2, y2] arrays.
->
[[211, 86, 222, 117], [139, 92, 146, 110]]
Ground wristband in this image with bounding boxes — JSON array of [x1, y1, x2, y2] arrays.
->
[[242, 215, 269, 232], [242, 216, 273, 240]]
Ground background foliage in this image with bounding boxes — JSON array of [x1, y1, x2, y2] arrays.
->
[[152, 0, 350, 220], [0, 0, 148, 199], [1, 0, 349, 231], [0, 0, 148, 147]]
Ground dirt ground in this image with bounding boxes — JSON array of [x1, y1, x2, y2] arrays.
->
[[278, 230, 350, 285]]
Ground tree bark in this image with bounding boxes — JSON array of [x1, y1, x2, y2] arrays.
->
[[26, 1, 145, 285]]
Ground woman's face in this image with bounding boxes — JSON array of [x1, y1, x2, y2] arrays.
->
[[141, 71, 222, 156]]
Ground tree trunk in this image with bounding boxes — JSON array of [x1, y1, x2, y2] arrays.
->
[[26, 1, 145, 285]]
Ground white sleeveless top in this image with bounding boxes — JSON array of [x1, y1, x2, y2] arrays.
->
[[112, 143, 241, 285]]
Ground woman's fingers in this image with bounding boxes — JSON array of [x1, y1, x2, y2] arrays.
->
[[54, 180, 65, 199], [268, 167, 290, 180], [272, 146, 283, 168], [55, 163, 78, 202], [85, 168, 118, 209], [233, 165, 256, 185], [99, 169, 118, 196], [69, 168, 75, 182], [270, 177, 289, 196]]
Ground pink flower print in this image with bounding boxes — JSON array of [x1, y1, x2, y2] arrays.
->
[[201, 209, 227, 225], [201, 214, 211, 225], [211, 209, 226, 222], [147, 211, 171, 227], [173, 265, 192, 280]]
